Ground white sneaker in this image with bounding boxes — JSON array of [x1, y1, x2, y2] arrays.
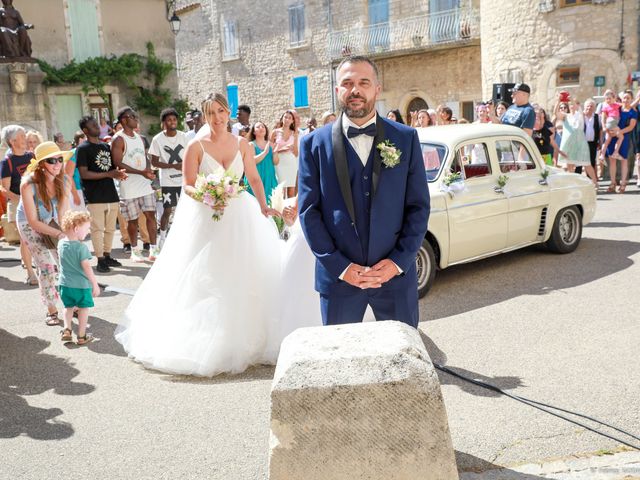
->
[[148, 245, 160, 262], [130, 248, 145, 263]]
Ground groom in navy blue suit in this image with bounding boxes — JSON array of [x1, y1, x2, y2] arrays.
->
[[298, 56, 430, 328]]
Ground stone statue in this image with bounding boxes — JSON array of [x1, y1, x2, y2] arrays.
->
[[0, 0, 33, 59]]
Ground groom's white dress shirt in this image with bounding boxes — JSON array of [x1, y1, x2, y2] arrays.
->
[[342, 115, 376, 165]]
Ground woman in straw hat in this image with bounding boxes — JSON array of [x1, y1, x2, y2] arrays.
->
[[16, 141, 72, 326]]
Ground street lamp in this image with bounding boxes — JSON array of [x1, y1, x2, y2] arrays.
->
[[166, 0, 181, 35], [169, 12, 181, 35]]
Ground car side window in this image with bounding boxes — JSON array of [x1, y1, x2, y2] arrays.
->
[[457, 143, 491, 180], [496, 140, 537, 173]]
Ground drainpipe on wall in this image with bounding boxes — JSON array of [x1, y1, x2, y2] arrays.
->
[[618, 0, 625, 58], [327, 0, 336, 112]]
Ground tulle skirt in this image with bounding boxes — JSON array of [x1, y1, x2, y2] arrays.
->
[[115, 192, 282, 377], [264, 220, 323, 359]]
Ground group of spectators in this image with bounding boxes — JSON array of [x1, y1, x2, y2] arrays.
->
[[382, 83, 639, 193], [2, 84, 640, 328]]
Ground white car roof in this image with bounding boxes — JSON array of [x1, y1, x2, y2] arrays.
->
[[416, 124, 529, 146]]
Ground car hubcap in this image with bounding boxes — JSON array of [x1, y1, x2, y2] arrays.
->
[[559, 209, 579, 245], [416, 247, 430, 288]]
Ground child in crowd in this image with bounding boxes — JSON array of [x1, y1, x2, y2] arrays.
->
[[58, 211, 100, 345], [600, 90, 623, 161], [599, 117, 625, 162]]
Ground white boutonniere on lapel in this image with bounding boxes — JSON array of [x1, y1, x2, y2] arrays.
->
[[377, 140, 401, 168]]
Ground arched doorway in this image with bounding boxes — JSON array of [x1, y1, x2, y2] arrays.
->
[[406, 97, 429, 124]]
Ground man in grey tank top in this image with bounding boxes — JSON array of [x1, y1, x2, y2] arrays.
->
[[111, 106, 159, 262]]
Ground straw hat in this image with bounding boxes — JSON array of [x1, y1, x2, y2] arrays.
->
[[27, 141, 73, 172]]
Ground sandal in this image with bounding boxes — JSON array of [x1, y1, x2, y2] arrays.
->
[[76, 334, 94, 346], [25, 275, 38, 286], [618, 182, 626, 194], [45, 312, 61, 326], [60, 328, 73, 342], [607, 183, 617, 193]]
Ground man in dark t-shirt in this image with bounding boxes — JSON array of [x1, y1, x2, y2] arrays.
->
[[501, 83, 535, 136], [76, 116, 127, 273], [0, 151, 32, 200]]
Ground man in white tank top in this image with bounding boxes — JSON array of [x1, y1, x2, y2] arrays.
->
[[111, 106, 158, 262]]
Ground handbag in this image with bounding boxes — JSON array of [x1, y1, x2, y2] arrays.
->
[[41, 219, 61, 250]]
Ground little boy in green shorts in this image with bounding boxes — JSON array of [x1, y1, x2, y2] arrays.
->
[[58, 211, 101, 345]]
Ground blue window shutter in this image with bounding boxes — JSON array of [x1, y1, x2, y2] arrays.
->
[[227, 85, 239, 118], [293, 76, 308, 108]]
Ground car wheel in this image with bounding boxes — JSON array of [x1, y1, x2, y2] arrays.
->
[[416, 238, 436, 298], [546, 205, 582, 253]]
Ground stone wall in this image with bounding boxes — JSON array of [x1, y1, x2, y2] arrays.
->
[[175, 0, 333, 124], [376, 44, 483, 119], [174, 1, 483, 124], [481, 0, 638, 110]]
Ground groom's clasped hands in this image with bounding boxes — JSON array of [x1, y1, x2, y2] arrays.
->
[[343, 259, 400, 289]]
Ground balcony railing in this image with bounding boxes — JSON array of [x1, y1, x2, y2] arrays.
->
[[328, 8, 480, 61]]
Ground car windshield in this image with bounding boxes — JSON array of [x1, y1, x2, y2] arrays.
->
[[420, 142, 447, 182]]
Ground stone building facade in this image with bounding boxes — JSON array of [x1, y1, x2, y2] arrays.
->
[[481, 0, 638, 108], [175, 0, 333, 127], [175, 0, 639, 125], [1, 0, 177, 146], [175, 0, 483, 123]]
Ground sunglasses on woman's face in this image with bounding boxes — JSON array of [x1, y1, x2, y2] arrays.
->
[[44, 156, 64, 165]]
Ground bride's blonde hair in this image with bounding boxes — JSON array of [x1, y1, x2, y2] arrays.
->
[[202, 93, 231, 125]]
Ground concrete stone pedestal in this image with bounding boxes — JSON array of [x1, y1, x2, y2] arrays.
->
[[269, 321, 459, 480]]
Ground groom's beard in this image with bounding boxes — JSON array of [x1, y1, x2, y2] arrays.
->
[[340, 95, 376, 119]]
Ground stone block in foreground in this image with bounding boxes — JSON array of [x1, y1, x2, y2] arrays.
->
[[269, 321, 458, 480]]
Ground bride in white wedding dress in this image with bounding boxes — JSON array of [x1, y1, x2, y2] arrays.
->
[[115, 93, 282, 377]]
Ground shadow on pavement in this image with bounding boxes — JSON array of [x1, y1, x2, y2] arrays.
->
[[159, 364, 276, 385], [423, 238, 640, 321], [0, 329, 95, 440], [457, 451, 546, 479], [0, 275, 38, 291], [94, 264, 150, 280], [419, 330, 524, 397], [588, 221, 640, 228]]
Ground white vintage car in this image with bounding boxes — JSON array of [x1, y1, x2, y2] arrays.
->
[[416, 124, 596, 297]]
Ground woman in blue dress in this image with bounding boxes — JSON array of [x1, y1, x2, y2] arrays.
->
[[246, 121, 279, 203], [606, 90, 638, 193]]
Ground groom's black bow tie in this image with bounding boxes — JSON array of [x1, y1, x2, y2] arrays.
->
[[346, 124, 377, 138]]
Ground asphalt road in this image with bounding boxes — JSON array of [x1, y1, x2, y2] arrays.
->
[[1, 185, 639, 479]]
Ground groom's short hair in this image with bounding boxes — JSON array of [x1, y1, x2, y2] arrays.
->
[[336, 56, 380, 82]]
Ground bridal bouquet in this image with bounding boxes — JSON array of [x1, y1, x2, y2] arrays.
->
[[192, 168, 246, 221]]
